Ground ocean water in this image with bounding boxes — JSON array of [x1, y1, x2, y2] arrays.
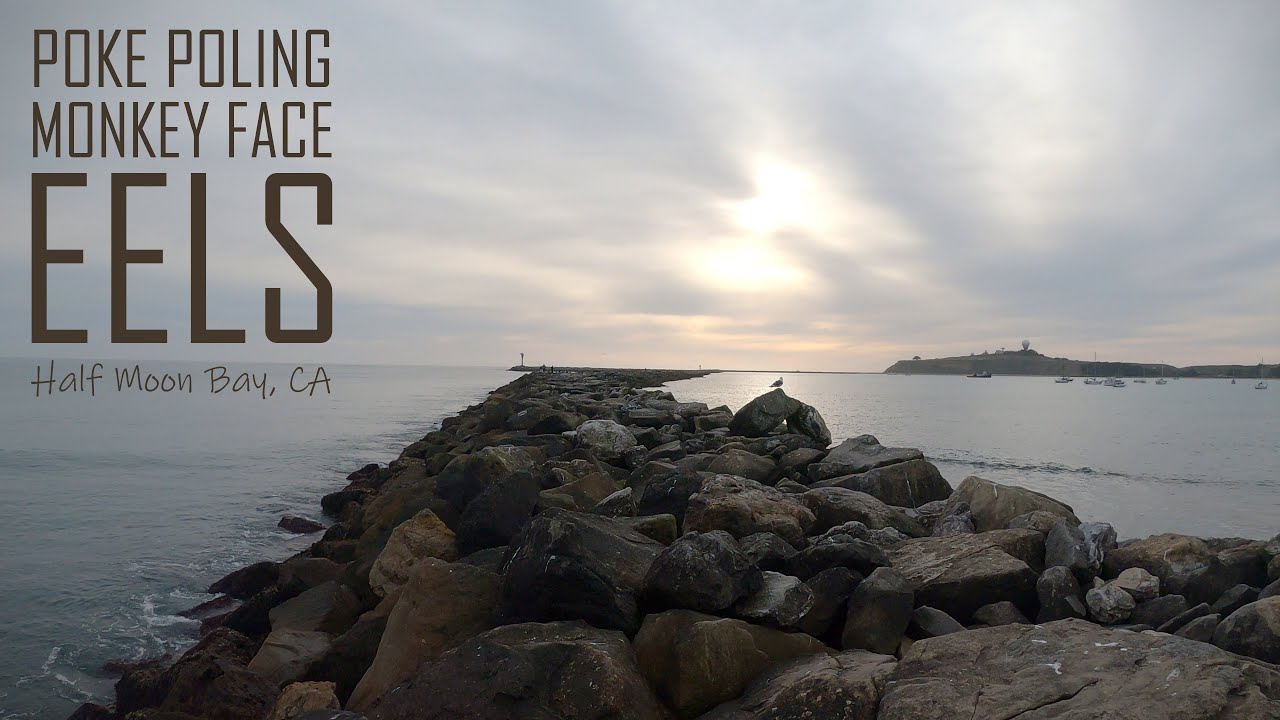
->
[[667, 372, 1280, 542], [0, 359, 511, 720], [2, 364, 1277, 717]]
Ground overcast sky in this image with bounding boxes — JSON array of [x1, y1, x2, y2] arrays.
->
[[3, 1, 1277, 371]]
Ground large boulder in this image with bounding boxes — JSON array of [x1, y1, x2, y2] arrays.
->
[[698, 650, 895, 720], [643, 530, 762, 612], [636, 470, 705, 522], [500, 509, 663, 634], [841, 567, 914, 654], [454, 470, 541, 553], [706, 449, 776, 484], [365, 621, 670, 720], [115, 628, 274, 720], [1085, 583, 1136, 624], [879, 619, 1280, 719], [684, 475, 816, 547], [785, 402, 832, 445], [248, 629, 332, 687], [941, 476, 1079, 533], [801, 487, 926, 537], [1212, 597, 1280, 663], [1103, 533, 1240, 605], [1044, 521, 1093, 580], [787, 538, 890, 580], [1036, 565, 1086, 622], [807, 435, 924, 482], [435, 445, 542, 510], [885, 532, 1038, 622], [575, 419, 639, 462], [634, 609, 830, 718], [733, 571, 814, 628], [727, 389, 802, 437], [348, 559, 500, 710], [368, 509, 457, 597], [810, 459, 952, 508], [268, 581, 361, 635]]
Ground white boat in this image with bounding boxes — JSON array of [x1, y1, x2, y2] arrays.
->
[[1055, 376, 1073, 383], [1110, 378, 1126, 387], [1258, 360, 1269, 390], [1084, 352, 1102, 384]]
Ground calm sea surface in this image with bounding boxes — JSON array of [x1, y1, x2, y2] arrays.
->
[[1, 364, 1277, 717], [668, 372, 1279, 542], [0, 360, 511, 719]]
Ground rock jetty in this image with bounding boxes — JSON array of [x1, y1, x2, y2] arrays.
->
[[72, 368, 1280, 719]]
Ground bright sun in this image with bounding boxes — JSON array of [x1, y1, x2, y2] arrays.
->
[[729, 159, 822, 235]]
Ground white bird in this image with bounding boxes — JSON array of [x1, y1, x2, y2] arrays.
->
[[770, 377, 783, 387]]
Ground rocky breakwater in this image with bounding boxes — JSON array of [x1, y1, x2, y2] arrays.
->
[[71, 371, 1280, 720]]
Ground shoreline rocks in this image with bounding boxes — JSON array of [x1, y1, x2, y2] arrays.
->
[[78, 368, 1280, 720]]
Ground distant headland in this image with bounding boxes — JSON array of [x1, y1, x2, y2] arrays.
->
[[884, 346, 1277, 378]]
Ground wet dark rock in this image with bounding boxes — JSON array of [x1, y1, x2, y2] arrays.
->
[[1036, 566, 1087, 622], [500, 509, 663, 634], [1212, 597, 1280, 663], [798, 567, 860, 639], [365, 621, 669, 720], [435, 445, 543, 510], [971, 600, 1031, 626], [842, 567, 914, 654], [619, 513, 679, 544], [280, 515, 326, 534], [1175, 613, 1221, 642], [801, 487, 926, 537], [727, 389, 802, 437], [208, 561, 280, 600], [787, 539, 890, 581], [1158, 602, 1213, 634], [643, 530, 762, 612], [785, 402, 832, 445], [454, 470, 540, 554], [908, 606, 965, 638], [636, 470, 704, 522], [810, 459, 952, 509], [739, 532, 797, 572], [931, 502, 975, 537], [733, 571, 814, 628], [1131, 593, 1189, 628], [1045, 521, 1093, 580]]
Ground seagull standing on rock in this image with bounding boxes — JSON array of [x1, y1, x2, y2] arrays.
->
[[771, 377, 784, 387]]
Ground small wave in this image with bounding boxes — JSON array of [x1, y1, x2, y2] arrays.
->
[[933, 450, 1218, 488]]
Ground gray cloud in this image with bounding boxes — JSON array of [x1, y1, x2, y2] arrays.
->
[[3, 0, 1277, 370]]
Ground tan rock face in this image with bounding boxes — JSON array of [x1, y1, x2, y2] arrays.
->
[[633, 609, 831, 719], [267, 681, 339, 720], [699, 650, 895, 720], [348, 558, 501, 710], [368, 508, 458, 597], [943, 476, 1080, 532], [880, 619, 1280, 719], [885, 531, 1039, 622]]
